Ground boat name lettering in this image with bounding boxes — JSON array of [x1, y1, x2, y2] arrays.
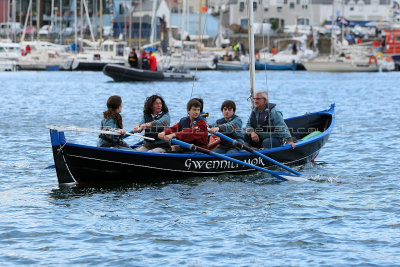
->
[[184, 157, 265, 170]]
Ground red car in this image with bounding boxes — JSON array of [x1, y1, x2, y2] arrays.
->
[[25, 26, 37, 36]]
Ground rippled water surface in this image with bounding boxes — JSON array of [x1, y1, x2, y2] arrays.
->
[[0, 70, 399, 266]]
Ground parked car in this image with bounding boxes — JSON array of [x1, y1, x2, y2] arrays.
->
[[25, 26, 37, 36], [0, 22, 23, 37], [39, 25, 59, 37]]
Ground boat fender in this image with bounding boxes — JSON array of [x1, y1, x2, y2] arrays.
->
[[375, 52, 384, 60], [385, 56, 393, 62], [369, 56, 377, 65], [300, 131, 322, 141]]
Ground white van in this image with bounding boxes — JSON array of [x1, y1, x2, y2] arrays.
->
[[0, 23, 23, 37]]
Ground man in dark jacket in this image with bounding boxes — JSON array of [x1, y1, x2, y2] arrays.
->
[[245, 90, 295, 149], [128, 48, 138, 68]]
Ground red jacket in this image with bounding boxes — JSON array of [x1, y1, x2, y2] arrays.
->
[[148, 54, 157, 71], [165, 117, 208, 148]]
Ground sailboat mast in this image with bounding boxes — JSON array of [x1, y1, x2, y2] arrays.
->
[[36, 0, 40, 40], [99, 0, 103, 45], [181, 0, 186, 40], [198, 0, 202, 48], [330, 0, 335, 56], [247, 0, 256, 108], [21, 0, 33, 42], [74, 0, 77, 52], [150, 0, 158, 45]]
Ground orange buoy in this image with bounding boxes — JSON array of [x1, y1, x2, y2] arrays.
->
[[369, 56, 377, 65]]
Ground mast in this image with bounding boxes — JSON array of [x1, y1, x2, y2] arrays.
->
[[330, 0, 335, 56], [150, 0, 158, 45], [21, 0, 33, 42], [51, 0, 54, 29], [198, 0, 202, 48], [80, 0, 83, 51], [59, 0, 62, 44], [181, 0, 186, 40], [74, 0, 77, 52], [139, 0, 142, 47], [247, 0, 256, 108], [128, 1, 132, 48], [36, 0, 40, 40], [82, 0, 95, 42], [99, 0, 103, 44]]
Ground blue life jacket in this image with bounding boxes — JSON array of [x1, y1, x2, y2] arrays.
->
[[179, 116, 204, 130], [143, 112, 167, 141], [249, 103, 277, 132]]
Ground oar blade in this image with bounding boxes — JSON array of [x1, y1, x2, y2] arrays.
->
[[272, 171, 310, 182]]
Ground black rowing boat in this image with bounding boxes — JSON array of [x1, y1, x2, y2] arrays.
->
[[48, 104, 335, 185]]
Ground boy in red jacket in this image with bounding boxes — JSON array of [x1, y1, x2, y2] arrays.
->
[[158, 98, 208, 150]]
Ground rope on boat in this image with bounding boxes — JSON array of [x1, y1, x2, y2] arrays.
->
[[45, 125, 155, 140]]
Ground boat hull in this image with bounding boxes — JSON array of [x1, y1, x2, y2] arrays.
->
[[255, 61, 297, 71], [103, 64, 196, 82], [49, 105, 335, 185], [216, 61, 249, 71], [303, 60, 380, 72]]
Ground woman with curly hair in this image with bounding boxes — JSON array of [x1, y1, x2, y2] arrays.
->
[[133, 94, 171, 152], [97, 95, 131, 148]]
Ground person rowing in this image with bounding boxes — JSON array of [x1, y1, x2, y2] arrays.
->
[[97, 95, 131, 149], [245, 90, 295, 149], [133, 95, 171, 153], [158, 98, 208, 152], [209, 100, 245, 154]]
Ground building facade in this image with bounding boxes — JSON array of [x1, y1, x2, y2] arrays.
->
[[226, 0, 392, 29]]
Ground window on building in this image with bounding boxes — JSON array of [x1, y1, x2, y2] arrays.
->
[[263, 0, 270, 10], [240, 18, 248, 28], [239, 2, 245, 11], [290, 2, 295, 8], [296, 0, 300, 4], [349, 0, 355, 11], [253, 2, 257, 10], [277, 0, 283, 10], [284, 0, 288, 4], [119, 4, 124, 15], [297, 18, 310, 25], [358, 0, 364, 11]]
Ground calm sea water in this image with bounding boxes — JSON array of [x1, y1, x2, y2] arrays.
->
[[0, 70, 399, 266]]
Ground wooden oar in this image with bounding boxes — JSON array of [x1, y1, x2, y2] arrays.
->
[[170, 139, 304, 182], [45, 125, 155, 141], [211, 131, 302, 177]]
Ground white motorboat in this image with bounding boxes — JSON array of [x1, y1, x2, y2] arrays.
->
[[303, 54, 394, 72], [19, 41, 76, 70], [0, 41, 21, 71]]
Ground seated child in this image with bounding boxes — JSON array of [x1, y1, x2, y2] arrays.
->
[[97, 95, 131, 149], [158, 98, 208, 151], [209, 100, 244, 154]]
